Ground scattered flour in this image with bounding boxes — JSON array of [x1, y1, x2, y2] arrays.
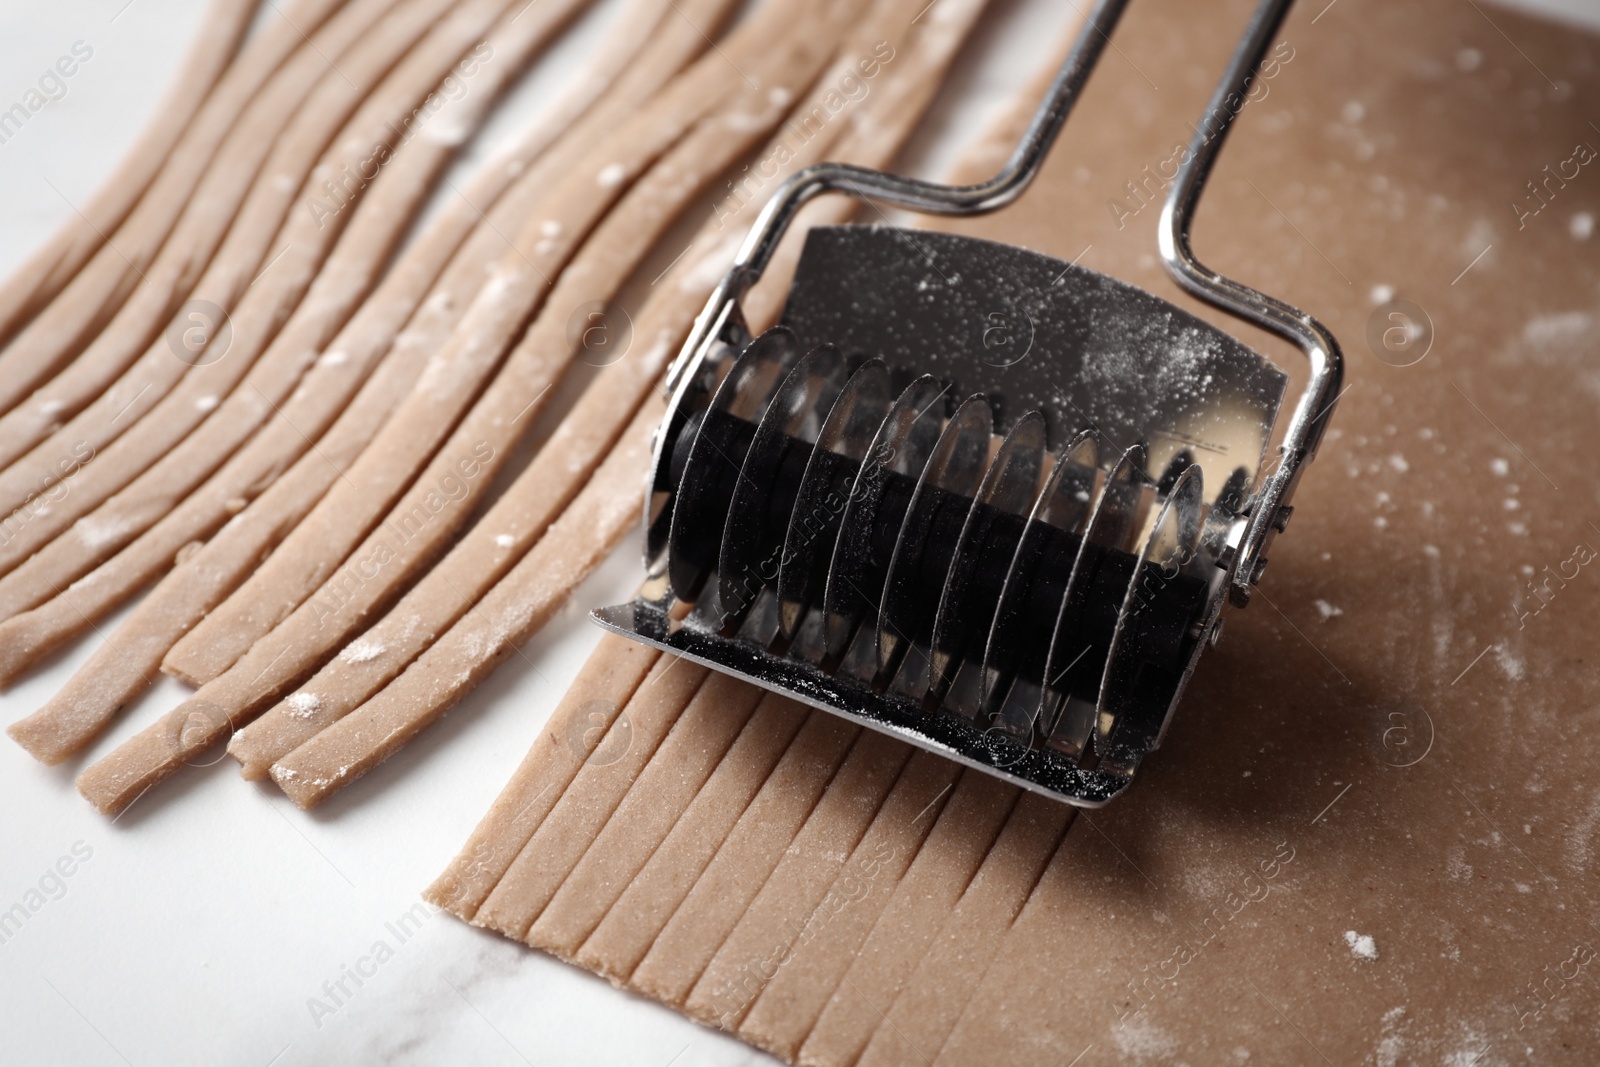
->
[[596, 162, 626, 188], [637, 331, 673, 372], [1523, 310, 1591, 349], [1443, 1025, 1490, 1067], [341, 639, 385, 664], [1113, 1016, 1177, 1060], [1567, 789, 1600, 872], [194, 395, 219, 412], [1571, 211, 1594, 240], [423, 119, 470, 147], [1494, 644, 1525, 680], [494, 534, 514, 548], [479, 265, 513, 303], [1376, 1006, 1408, 1067], [1461, 218, 1495, 261], [1314, 599, 1343, 620], [286, 693, 322, 719], [75, 516, 128, 549], [1344, 930, 1379, 961]]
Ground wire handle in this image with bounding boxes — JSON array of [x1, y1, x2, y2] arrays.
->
[[1159, 0, 1343, 605]]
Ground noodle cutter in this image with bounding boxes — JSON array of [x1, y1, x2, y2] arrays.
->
[[595, 0, 1343, 805]]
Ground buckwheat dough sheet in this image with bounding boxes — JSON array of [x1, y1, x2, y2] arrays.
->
[[432, 0, 1600, 1063]]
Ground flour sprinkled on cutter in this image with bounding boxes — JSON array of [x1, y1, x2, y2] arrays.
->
[[595, 0, 1343, 806]]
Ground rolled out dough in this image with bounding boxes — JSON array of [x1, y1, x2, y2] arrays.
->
[[432, 0, 1600, 1063]]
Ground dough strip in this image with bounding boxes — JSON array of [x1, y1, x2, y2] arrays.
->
[[423, 631, 660, 917]]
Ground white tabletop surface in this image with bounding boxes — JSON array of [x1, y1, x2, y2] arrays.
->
[[0, 2, 1589, 1065]]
